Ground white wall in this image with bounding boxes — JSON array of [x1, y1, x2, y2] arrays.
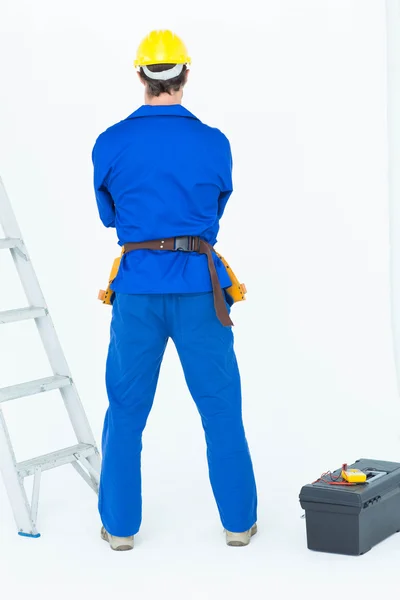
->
[[1, 0, 399, 596]]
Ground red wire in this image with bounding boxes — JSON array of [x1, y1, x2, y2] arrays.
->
[[313, 469, 357, 486]]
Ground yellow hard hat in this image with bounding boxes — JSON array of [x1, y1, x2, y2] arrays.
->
[[134, 30, 191, 68]]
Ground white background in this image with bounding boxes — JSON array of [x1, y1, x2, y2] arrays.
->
[[1, 0, 399, 598]]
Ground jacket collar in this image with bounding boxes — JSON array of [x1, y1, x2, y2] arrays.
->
[[126, 104, 199, 121]]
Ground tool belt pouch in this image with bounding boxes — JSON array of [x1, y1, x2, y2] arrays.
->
[[98, 249, 247, 306], [98, 254, 122, 305], [215, 252, 247, 303]]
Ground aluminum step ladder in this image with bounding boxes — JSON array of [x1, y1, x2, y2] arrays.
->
[[0, 178, 101, 538]]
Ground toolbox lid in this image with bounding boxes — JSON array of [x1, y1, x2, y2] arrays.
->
[[299, 459, 400, 509]]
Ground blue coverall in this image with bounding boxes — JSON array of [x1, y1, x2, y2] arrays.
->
[[92, 104, 257, 536]]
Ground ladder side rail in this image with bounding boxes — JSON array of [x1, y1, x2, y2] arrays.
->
[[30, 468, 41, 526], [0, 408, 37, 535]]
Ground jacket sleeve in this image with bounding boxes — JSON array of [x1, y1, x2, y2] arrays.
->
[[217, 136, 233, 218], [92, 138, 116, 228]]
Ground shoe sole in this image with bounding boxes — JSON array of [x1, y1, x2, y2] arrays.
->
[[226, 524, 258, 547], [101, 527, 134, 551]]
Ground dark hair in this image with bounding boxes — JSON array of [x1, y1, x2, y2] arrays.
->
[[139, 63, 188, 97]]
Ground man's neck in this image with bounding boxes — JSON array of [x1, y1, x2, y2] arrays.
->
[[145, 92, 183, 106]]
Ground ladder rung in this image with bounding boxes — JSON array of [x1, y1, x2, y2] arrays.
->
[[0, 307, 47, 324], [0, 237, 21, 250], [17, 443, 96, 477], [0, 375, 72, 403]]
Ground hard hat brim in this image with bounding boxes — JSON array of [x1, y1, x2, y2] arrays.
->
[[134, 58, 191, 68]]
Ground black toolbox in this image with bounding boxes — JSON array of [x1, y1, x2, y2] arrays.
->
[[299, 459, 400, 555]]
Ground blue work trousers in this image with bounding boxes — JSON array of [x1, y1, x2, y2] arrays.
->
[[99, 292, 257, 536]]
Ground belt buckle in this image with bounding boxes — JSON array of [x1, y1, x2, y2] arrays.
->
[[174, 237, 191, 252], [174, 236, 200, 252]]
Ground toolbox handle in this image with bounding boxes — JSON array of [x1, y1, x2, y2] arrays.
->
[[364, 470, 387, 483]]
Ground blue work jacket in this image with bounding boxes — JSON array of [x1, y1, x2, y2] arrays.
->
[[92, 104, 232, 294]]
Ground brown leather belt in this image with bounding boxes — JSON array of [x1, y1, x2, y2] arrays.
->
[[124, 236, 233, 327]]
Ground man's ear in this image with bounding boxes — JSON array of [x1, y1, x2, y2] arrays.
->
[[137, 70, 146, 86], [185, 69, 190, 83]]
